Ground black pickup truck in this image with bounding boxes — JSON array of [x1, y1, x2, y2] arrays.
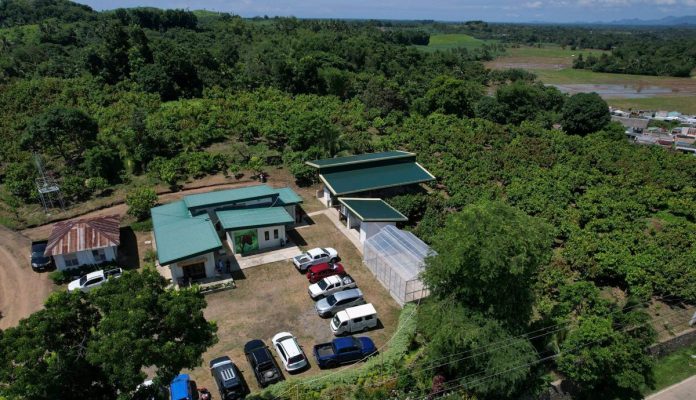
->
[[244, 339, 284, 387]]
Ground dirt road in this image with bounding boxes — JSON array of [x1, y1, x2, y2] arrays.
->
[[0, 226, 54, 329]]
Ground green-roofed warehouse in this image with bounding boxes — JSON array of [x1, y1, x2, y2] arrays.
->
[[337, 198, 408, 243], [150, 184, 303, 285], [306, 150, 435, 206]]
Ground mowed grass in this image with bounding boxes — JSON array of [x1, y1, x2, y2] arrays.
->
[[641, 342, 696, 395], [505, 45, 607, 59], [608, 97, 696, 114], [415, 33, 494, 52]]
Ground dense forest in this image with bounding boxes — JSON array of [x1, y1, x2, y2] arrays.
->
[[0, 1, 695, 399]]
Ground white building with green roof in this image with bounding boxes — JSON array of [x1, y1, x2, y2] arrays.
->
[[151, 184, 303, 284]]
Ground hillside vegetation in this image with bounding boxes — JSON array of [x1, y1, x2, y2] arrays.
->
[[0, 2, 694, 400]]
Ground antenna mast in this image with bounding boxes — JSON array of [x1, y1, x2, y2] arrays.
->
[[34, 154, 65, 214]]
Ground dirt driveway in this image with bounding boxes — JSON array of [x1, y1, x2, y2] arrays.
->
[[186, 213, 402, 394], [0, 226, 54, 329]]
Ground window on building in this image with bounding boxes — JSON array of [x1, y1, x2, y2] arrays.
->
[[264, 230, 270, 241], [64, 255, 79, 267], [273, 229, 279, 239], [92, 249, 106, 263]]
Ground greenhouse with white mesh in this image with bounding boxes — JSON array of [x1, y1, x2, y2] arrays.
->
[[363, 224, 435, 306]]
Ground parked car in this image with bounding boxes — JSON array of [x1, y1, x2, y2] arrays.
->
[[209, 356, 248, 400], [308, 274, 357, 300], [272, 332, 308, 372], [293, 247, 339, 272], [169, 374, 198, 400], [306, 262, 345, 284], [244, 339, 284, 387], [331, 303, 378, 336], [315, 288, 365, 318], [67, 267, 122, 292], [313, 336, 377, 369], [30, 241, 52, 271]]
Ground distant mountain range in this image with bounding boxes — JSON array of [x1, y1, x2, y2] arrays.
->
[[602, 15, 696, 26]]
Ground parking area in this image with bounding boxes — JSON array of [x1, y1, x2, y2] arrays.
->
[[185, 213, 402, 393]]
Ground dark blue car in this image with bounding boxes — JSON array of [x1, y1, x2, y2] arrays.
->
[[313, 336, 377, 369]]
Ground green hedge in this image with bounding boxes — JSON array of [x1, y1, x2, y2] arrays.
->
[[249, 304, 418, 399]]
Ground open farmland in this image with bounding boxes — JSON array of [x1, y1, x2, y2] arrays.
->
[[487, 45, 696, 113], [415, 33, 494, 52]]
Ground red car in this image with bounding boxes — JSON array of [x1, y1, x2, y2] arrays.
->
[[307, 262, 345, 284]]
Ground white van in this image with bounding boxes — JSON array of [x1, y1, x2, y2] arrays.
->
[[330, 303, 378, 335]]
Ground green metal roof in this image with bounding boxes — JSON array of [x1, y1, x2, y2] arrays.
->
[[274, 187, 303, 205], [151, 201, 222, 265], [183, 185, 277, 210], [217, 207, 294, 231], [306, 151, 414, 170], [338, 198, 408, 222], [320, 161, 435, 196]]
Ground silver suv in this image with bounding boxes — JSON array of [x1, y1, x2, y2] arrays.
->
[[315, 288, 365, 317]]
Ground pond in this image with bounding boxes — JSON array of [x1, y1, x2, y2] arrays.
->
[[550, 84, 677, 99]]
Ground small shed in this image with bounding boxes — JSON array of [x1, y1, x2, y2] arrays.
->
[[338, 198, 408, 243], [363, 225, 433, 306]]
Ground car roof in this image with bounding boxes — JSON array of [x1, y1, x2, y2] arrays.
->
[[310, 262, 342, 272], [212, 360, 241, 389], [276, 335, 302, 358], [333, 337, 358, 349], [306, 248, 325, 256], [31, 242, 47, 251], [341, 303, 377, 319], [169, 374, 191, 400], [330, 288, 362, 301], [210, 355, 232, 368], [84, 270, 104, 280], [322, 275, 341, 284]]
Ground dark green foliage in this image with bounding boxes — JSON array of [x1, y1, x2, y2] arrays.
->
[[423, 201, 553, 329], [493, 81, 566, 126], [22, 107, 98, 165], [419, 302, 538, 399], [82, 146, 124, 182], [2, 161, 38, 200], [0, 269, 217, 399], [419, 75, 485, 117], [561, 93, 610, 136]]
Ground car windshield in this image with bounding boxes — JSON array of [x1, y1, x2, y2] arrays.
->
[[332, 315, 341, 326], [317, 280, 329, 290], [79, 275, 88, 286], [31, 251, 45, 258], [327, 294, 338, 306], [288, 354, 304, 364]]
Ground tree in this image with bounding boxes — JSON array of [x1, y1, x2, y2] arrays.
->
[[0, 269, 216, 399], [557, 311, 655, 400], [561, 93, 610, 136], [3, 161, 38, 200], [421, 75, 484, 117], [423, 201, 553, 329], [82, 146, 124, 183], [126, 187, 158, 220], [418, 302, 538, 399], [22, 107, 98, 166]]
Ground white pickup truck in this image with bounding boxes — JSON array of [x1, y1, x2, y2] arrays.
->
[[308, 274, 357, 299], [68, 268, 123, 292], [292, 247, 339, 272]]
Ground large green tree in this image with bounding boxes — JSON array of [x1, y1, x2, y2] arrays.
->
[[423, 200, 553, 329], [0, 268, 216, 400], [22, 107, 98, 166], [561, 92, 610, 136]]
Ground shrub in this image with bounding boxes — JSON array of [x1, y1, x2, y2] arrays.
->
[[143, 249, 157, 263], [131, 218, 153, 232], [49, 270, 68, 284], [126, 187, 158, 221]]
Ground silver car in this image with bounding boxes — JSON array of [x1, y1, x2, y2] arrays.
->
[[315, 288, 365, 318]]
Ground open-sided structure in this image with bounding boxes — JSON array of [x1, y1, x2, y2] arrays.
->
[[363, 225, 433, 306]]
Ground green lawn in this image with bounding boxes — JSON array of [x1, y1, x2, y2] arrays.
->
[[415, 33, 494, 52], [642, 342, 696, 395], [505, 45, 606, 59]]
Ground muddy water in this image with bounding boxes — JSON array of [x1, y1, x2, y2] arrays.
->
[[551, 84, 677, 98]]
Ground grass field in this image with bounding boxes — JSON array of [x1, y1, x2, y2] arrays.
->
[[641, 342, 696, 395], [486, 44, 696, 114], [415, 33, 494, 52]]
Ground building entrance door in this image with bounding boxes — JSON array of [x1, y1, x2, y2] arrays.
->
[[183, 262, 206, 279]]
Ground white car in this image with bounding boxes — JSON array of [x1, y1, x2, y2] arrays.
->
[[67, 268, 122, 292], [272, 332, 308, 372], [292, 247, 339, 272], [308, 274, 357, 299]]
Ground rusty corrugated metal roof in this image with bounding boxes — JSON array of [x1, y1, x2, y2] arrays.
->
[[45, 215, 120, 256]]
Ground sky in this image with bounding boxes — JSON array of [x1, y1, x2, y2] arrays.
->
[[74, 0, 696, 23]]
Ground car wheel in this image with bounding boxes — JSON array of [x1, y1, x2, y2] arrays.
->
[[330, 257, 337, 264]]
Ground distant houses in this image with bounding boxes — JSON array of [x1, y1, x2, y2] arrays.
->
[[610, 108, 696, 155]]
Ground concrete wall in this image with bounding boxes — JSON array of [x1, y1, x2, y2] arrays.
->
[[227, 225, 286, 254], [360, 221, 395, 243], [169, 251, 215, 281], [323, 187, 332, 207], [647, 328, 696, 358], [54, 246, 117, 271]]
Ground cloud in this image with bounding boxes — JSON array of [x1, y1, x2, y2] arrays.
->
[[525, 1, 544, 7]]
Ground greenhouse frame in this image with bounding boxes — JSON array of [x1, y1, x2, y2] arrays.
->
[[363, 225, 434, 306]]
